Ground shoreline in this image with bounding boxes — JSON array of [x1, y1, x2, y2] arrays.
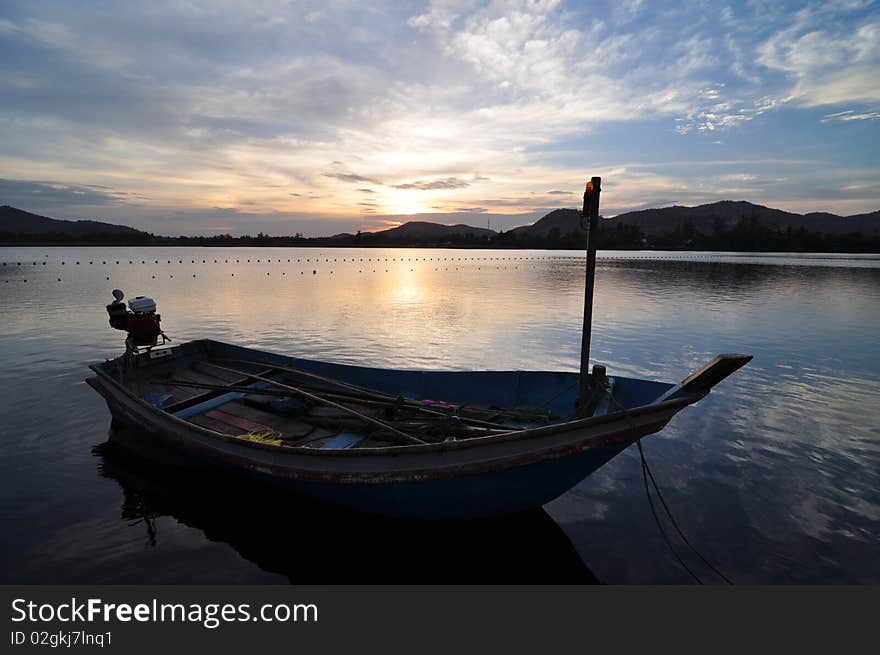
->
[[2, 242, 880, 255]]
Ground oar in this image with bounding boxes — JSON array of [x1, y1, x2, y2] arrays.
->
[[161, 379, 514, 437], [216, 358, 401, 402], [201, 362, 427, 445], [215, 357, 544, 425]]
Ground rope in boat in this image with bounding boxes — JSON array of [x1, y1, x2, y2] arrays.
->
[[603, 385, 734, 585], [235, 427, 283, 446]]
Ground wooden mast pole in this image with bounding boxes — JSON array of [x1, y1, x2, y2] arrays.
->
[[577, 176, 601, 415]]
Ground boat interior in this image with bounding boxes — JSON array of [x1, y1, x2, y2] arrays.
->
[[94, 340, 677, 450]]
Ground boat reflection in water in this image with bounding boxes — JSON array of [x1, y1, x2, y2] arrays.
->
[[94, 422, 600, 583]]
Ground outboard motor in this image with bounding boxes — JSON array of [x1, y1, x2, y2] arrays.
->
[[106, 289, 169, 352]]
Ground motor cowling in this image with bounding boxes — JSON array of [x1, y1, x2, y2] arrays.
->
[[126, 296, 163, 346]]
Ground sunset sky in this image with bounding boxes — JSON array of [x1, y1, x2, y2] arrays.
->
[[1, 0, 878, 236]]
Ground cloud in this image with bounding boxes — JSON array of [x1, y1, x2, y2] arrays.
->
[[0, 178, 126, 208], [393, 177, 471, 190], [821, 109, 880, 122], [0, 0, 878, 227], [674, 87, 793, 135], [756, 8, 880, 107], [323, 172, 383, 184]]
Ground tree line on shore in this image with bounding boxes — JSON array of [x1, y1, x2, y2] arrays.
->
[[3, 212, 878, 252]]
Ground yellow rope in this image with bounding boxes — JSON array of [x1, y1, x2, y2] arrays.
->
[[236, 427, 283, 446]]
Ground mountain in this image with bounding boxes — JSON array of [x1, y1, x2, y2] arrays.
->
[[365, 220, 495, 240], [2, 201, 877, 247], [508, 202, 880, 237], [0, 205, 149, 238], [508, 209, 581, 237]]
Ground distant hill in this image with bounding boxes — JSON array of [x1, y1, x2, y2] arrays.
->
[[508, 201, 880, 237], [0, 205, 149, 238], [508, 209, 581, 237], [366, 220, 495, 240], [1, 201, 877, 250]]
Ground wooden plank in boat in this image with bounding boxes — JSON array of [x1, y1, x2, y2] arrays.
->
[[165, 373, 275, 417], [309, 404, 380, 418], [216, 399, 316, 437], [189, 361, 248, 383], [188, 413, 243, 435], [139, 381, 191, 406], [204, 408, 271, 433], [173, 390, 252, 419], [284, 426, 339, 446], [320, 433, 366, 449]]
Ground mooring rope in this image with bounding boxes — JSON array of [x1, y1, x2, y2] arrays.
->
[[603, 385, 734, 585]]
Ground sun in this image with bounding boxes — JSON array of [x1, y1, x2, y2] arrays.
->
[[385, 190, 431, 216]]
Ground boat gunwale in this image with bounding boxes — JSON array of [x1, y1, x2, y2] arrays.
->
[[89, 372, 685, 484]]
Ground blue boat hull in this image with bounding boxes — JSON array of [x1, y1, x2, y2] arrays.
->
[[287, 443, 629, 519]]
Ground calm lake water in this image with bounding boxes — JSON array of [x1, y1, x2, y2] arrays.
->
[[0, 247, 878, 583]]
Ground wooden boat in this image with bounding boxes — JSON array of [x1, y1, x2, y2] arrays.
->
[[86, 340, 749, 519], [86, 177, 752, 519]]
